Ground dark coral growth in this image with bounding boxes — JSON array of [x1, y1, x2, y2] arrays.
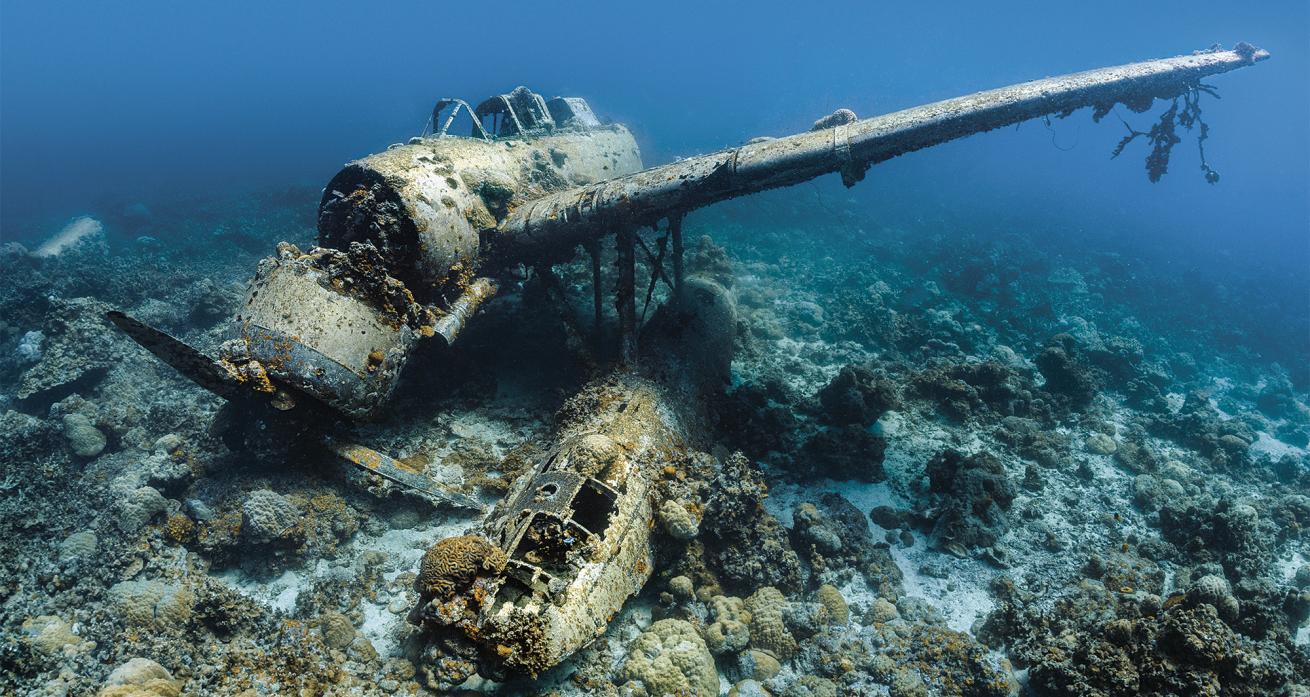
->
[[982, 566, 1310, 697], [1035, 333, 1101, 410], [701, 453, 805, 593], [870, 624, 1019, 697], [790, 493, 903, 597], [1147, 391, 1258, 469], [715, 380, 801, 459], [912, 360, 1044, 422], [415, 534, 507, 600], [1158, 499, 1275, 580], [1042, 603, 1296, 696], [816, 364, 898, 427], [923, 450, 1017, 555], [797, 425, 887, 482]]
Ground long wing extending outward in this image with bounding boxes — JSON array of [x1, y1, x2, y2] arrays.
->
[[492, 44, 1269, 262], [109, 43, 1270, 423]]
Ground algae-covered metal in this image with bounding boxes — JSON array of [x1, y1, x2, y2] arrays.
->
[[112, 50, 1269, 421], [318, 110, 642, 292], [103, 50, 1273, 685], [491, 45, 1270, 261], [432, 277, 498, 347], [411, 277, 737, 687]]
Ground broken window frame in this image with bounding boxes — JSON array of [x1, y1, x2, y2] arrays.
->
[[431, 98, 490, 140]]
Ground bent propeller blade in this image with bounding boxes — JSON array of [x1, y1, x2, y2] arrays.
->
[[106, 311, 247, 402], [328, 440, 485, 512]]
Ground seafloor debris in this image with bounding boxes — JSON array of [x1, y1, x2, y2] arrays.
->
[[4, 181, 1308, 694], [410, 274, 738, 686], [30, 216, 106, 259], [16, 297, 128, 402], [2, 45, 1305, 697]]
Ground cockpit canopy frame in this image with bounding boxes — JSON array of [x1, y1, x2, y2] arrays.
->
[[431, 86, 602, 140]]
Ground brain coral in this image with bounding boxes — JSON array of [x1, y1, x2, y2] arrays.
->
[[619, 618, 719, 696], [20, 615, 89, 655], [57, 530, 98, 565], [240, 489, 303, 545], [416, 534, 507, 599], [706, 594, 752, 655], [658, 499, 700, 541], [815, 584, 849, 626]]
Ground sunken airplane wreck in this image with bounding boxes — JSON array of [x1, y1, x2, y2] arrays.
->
[[108, 45, 1268, 689]]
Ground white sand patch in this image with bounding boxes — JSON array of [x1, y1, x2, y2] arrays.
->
[[764, 473, 995, 634], [212, 512, 477, 658], [350, 516, 478, 656], [215, 566, 311, 615], [1252, 431, 1307, 460], [762, 477, 904, 529], [360, 599, 397, 654], [889, 537, 994, 632], [447, 413, 521, 455], [1276, 551, 1307, 583]]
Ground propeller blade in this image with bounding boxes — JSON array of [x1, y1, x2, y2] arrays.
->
[[106, 311, 247, 402]]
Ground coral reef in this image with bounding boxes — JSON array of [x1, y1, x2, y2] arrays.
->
[[797, 424, 888, 482], [239, 489, 304, 546], [657, 499, 701, 541], [16, 297, 128, 402], [1034, 333, 1101, 410], [702, 453, 804, 593], [816, 364, 897, 427], [619, 618, 720, 696], [1, 186, 1306, 697], [415, 534, 507, 600], [981, 566, 1309, 696], [924, 449, 1017, 555], [791, 494, 903, 595], [98, 657, 181, 697]]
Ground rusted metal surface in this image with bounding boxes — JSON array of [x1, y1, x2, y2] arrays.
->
[[492, 45, 1269, 261], [318, 113, 642, 293], [432, 277, 498, 347], [106, 311, 246, 402], [330, 440, 484, 511], [228, 245, 427, 420], [412, 276, 738, 683]]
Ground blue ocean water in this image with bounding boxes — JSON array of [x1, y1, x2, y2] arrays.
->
[[1, 2, 1308, 695], [3, 1, 1306, 362], [2, 2, 1305, 251]]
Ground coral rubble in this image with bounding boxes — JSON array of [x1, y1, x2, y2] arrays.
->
[[1, 188, 1306, 695]]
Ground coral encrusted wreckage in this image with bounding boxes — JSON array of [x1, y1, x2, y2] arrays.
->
[[3, 46, 1307, 697]]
